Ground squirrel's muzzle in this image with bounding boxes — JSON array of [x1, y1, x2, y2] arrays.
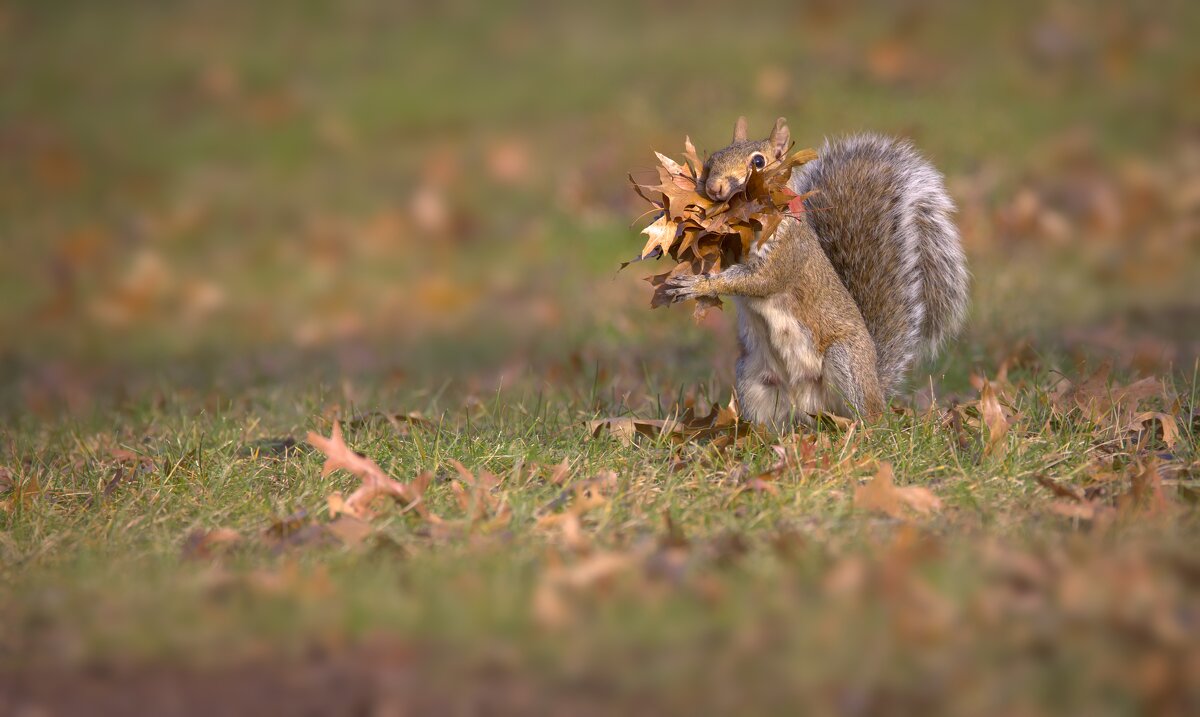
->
[[705, 177, 742, 201]]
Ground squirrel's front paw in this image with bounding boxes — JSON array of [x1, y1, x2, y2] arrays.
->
[[664, 273, 714, 303]]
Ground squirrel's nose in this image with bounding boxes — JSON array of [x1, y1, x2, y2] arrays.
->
[[707, 180, 730, 200]]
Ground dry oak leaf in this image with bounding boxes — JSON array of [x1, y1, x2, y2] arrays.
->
[[1034, 474, 1085, 502], [1036, 475, 1114, 525], [969, 361, 1016, 402], [1053, 363, 1163, 428], [535, 511, 589, 552], [536, 470, 615, 521], [979, 379, 1011, 458], [639, 215, 679, 260], [588, 402, 745, 447], [0, 472, 41, 513], [1118, 457, 1171, 518], [182, 527, 241, 560], [535, 470, 617, 551], [307, 422, 427, 520], [1126, 411, 1180, 450], [678, 401, 742, 439], [325, 514, 374, 546], [854, 462, 943, 519], [448, 459, 509, 523], [587, 416, 681, 447], [626, 136, 817, 319]]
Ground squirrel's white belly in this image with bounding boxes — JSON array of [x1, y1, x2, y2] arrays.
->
[[734, 295, 825, 425]]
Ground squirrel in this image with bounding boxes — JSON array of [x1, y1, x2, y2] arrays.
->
[[665, 116, 969, 427]]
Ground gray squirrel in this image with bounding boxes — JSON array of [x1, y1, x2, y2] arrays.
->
[[665, 117, 969, 427]]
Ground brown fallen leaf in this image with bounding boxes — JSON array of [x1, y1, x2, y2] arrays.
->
[[1053, 363, 1163, 429], [263, 510, 334, 550], [854, 462, 942, 519], [448, 459, 508, 524], [536, 511, 589, 552], [969, 360, 1015, 399], [732, 473, 780, 500], [1127, 411, 1180, 450], [940, 402, 972, 451], [307, 422, 427, 520], [535, 470, 617, 551], [0, 470, 40, 514], [107, 447, 149, 464], [325, 514, 374, 546], [1036, 475, 1114, 529], [679, 400, 745, 438], [587, 416, 680, 446], [1035, 474, 1085, 502], [587, 402, 746, 446], [979, 379, 1010, 459], [536, 470, 618, 517], [100, 466, 135, 502], [265, 509, 312, 541], [1119, 457, 1171, 518], [326, 491, 349, 518], [90, 446, 157, 504], [547, 458, 570, 486], [724, 453, 792, 505], [182, 527, 241, 560], [389, 461, 511, 540]]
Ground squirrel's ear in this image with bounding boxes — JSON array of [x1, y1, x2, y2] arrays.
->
[[769, 117, 790, 158], [732, 116, 748, 143]]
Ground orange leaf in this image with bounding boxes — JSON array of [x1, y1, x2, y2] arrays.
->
[[181, 527, 241, 560], [639, 215, 678, 260], [1119, 457, 1171, 518], [627, 136, 817, 313], [1128, 411, 1179, 449], [307, 422, 426, 520], [979, 379, 1010, 458], [854, 463, 942, 519]]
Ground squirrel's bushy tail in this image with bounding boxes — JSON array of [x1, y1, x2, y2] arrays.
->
[[791, 134, 969, 394]]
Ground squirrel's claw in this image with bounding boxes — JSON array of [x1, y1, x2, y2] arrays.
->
[[663, 273, 712, 303]]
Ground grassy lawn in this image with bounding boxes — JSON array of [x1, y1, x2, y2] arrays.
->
[[2, 1, 1199, 714]]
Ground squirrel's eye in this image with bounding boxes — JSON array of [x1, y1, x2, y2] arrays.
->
[[751, 154, 766, 169]]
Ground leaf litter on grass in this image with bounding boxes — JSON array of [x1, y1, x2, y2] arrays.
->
[[41, 354, 1200, 713], [853, 462, 943, 519], [308, 421, 430, 522]]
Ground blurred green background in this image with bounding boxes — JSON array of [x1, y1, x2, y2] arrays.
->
[[2, 0, 1198, 415]]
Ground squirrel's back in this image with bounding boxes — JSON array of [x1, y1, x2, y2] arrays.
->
[[790, 134, 969, 394]]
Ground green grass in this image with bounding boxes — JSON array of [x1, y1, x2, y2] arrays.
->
[[4, 359, 1198, 711]]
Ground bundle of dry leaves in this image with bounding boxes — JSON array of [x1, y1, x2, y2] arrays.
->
[[627, 137, 817, 319]]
